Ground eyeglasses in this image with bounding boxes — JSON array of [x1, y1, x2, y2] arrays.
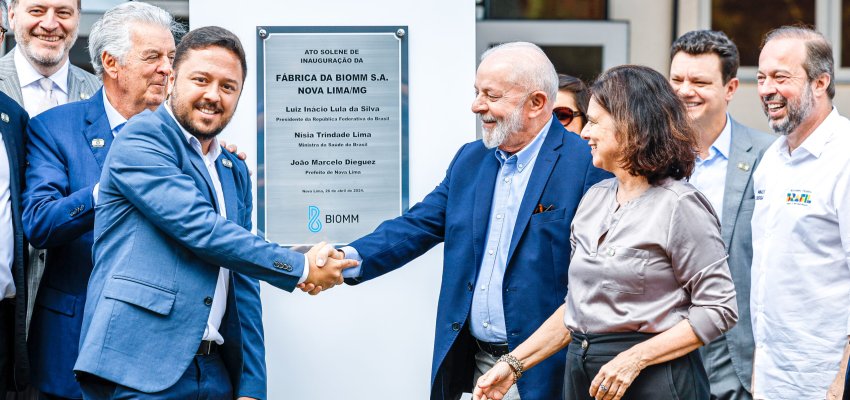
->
[[553, 107, 583, 126], [0, 27, 6, 36]]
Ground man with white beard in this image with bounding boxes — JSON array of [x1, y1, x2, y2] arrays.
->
[[750, 26, 850, 400], [330, 42, 610, 399]]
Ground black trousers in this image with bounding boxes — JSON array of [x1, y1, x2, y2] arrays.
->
[[0, 298, 15, 396], [565, 332, 709, 400]]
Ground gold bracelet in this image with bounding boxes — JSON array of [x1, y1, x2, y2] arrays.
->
[[497, 353, 524, 381]]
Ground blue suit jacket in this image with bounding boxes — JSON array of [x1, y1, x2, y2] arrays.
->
[[22, 88, 113, 397], [0, 91, 29, 391], [348, 121, 611, 400], [74, 104, 306, 397]]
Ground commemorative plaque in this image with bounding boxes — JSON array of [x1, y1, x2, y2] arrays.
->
[[257, 26, 409, 245]]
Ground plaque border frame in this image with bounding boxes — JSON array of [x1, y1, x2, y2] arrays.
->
[[256, 26, 410, 242]]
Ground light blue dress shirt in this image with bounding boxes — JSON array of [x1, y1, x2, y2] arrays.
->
[[689, 114, 731, 223], [342, 120, 553, 344], [469, 120, 551, 343]]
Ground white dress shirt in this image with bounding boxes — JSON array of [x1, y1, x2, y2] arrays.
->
[[14, 46, 69, 116], [0, 134, 15, 298], [689, 114, 731, 222], [750, 108, 850, 399]]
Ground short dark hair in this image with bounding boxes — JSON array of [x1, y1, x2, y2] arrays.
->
[[590, 65, 697, 184], [670, 30, 739, 84], [557, 73, 590, 117], [173, 26, 247, 80], [762, 25, 835, 99]]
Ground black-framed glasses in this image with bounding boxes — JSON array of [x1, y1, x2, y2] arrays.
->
[[0, 27, 6, 36], [553, 106, 583, 126]]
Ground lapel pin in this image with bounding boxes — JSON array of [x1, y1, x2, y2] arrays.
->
[[737, 162, 750, 171], [0, 113, 9, 123], [80, 93, 90, 100], [222, 159, 233, 168], [91, 138, 105, 148]]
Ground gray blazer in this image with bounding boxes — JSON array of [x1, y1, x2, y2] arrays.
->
[[715, 118, 775, 392], [0, 48, 101, 107]]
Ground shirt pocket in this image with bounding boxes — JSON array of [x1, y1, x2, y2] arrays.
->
[[601, 246, 649, 295]]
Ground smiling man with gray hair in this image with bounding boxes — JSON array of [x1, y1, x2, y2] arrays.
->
[[329, 42, 610, 399], [20, 3, 182, 398]]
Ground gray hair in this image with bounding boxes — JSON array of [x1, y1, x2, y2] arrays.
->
[[88, 1, 185, 77], [480, 42, 558, 104], [762, 26, 835, 99]]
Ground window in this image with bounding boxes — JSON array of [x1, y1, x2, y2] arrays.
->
[[485, 0, 607, 20], [711, 0, 815, 66]]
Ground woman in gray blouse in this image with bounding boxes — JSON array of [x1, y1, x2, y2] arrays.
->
[[473, 65, 738, 400]]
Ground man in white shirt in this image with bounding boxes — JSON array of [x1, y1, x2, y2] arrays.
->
[[751, 25, 850, 400], [0, 0, 99, 115], [669, 29, 774, 400]]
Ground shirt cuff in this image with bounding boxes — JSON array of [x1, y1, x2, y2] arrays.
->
[[687, 307, 726, 345], [340, 246, 363, 278], [297, 253, 309, 284], [93, 183, 99, 204]]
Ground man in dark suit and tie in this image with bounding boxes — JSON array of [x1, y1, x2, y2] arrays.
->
[[669, 30, 775, 400], [323, 42, 610, 400], [74, 26, 355, 399]]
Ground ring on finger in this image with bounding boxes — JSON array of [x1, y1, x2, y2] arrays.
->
[[599, 384, 608, 392]]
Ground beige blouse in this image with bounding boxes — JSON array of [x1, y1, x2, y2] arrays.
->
[[563, 178, 738, 344]]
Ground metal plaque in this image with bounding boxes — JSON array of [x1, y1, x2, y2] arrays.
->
[[257, 26, 409, 245]]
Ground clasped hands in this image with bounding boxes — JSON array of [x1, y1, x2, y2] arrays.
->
[[297, 241, 357, 295]]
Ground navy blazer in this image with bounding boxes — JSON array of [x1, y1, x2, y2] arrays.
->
[[22, 88, 113, 397], [0, 91, 29, 391], [349, 121, 611, 400], [75, 105, 305, 397]]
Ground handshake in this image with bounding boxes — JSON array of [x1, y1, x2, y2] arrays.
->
[[297, 242, 358, 295]]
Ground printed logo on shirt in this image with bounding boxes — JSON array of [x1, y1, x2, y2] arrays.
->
[[755, 189, 766, 200], [785, 190, 812, 206]]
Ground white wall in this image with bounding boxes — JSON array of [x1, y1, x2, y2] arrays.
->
[[190, 1, 476, 399]]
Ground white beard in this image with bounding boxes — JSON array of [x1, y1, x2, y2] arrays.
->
[[481, 104, 524, 149]]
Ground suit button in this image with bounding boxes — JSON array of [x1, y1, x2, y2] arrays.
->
[[467, 282, 473, 291], [451, 322, 460, 332], [273, 261, 292, 271], [204, 297, 213, 306]]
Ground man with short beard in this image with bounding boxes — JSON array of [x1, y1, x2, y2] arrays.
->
[[0, 0, 99, 115], [73, 26, 356, 399], [751, 26, 850, 400], [330, 42, 610, 400]]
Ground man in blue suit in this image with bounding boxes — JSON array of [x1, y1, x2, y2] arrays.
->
[[21, 4, 179, 398], [22, 4, 244, 399], [334, 42, 610, 399], [74, 26, 354, 399], [0, 86, 30, 395]]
